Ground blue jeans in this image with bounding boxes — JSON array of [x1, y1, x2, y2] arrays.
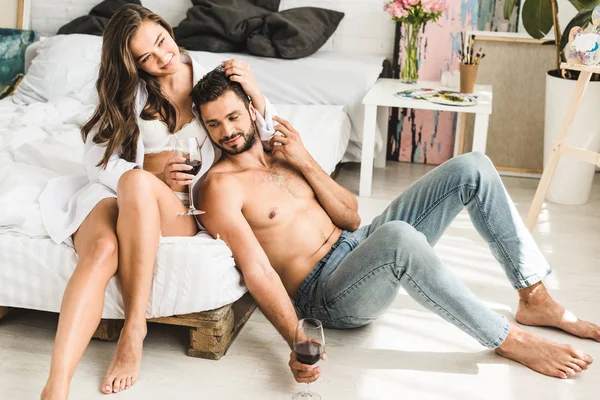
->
[[294, 152, 551, 349]]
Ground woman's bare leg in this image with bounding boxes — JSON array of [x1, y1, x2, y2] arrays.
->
[[101, 170, 197, 394], [41, 198, 119, 400]]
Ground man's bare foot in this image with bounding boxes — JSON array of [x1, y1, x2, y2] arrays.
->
[[496, 324, 593, 378], [100, 326, 146, 394], [40, 378, 69, 400], [516, 283, 600, 341]]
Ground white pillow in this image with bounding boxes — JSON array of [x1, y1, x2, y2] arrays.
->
[[14, 34, 101, 105]]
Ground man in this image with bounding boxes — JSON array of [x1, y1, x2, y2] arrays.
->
[[192, 69, 597, 383]]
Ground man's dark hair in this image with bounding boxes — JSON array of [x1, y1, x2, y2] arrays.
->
[[192, 67, 250, 113]]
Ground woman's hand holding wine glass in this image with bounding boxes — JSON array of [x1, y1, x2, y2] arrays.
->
[[170, 137, 205, 216], [163, 155, 194, 189]]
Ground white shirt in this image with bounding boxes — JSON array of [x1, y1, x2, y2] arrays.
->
[[39, 54, 277, 244]]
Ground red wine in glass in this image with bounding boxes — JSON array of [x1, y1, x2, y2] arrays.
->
[[185, 159, 202, 176], [175, 137, 204, 216], [294, 341, 323, 366]]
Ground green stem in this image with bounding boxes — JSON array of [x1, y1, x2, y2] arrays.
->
[[401, 23, 421, 83]]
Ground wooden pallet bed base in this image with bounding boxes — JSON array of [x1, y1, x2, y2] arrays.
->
[[0, 306, 8, 320], [92, 292, 257, 360]]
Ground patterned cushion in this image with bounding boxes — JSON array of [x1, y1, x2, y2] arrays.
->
[[0, 29, 38, 99]]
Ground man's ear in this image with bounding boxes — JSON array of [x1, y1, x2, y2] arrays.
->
[[248, 101, 257, 122]]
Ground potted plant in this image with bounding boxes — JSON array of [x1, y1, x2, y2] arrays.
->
[[521, 0, 600, 205]]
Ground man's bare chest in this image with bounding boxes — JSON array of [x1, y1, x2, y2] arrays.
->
[[241, 164, 315, 226]]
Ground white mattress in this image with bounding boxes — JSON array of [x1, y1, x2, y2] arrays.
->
[[0, 96, 350, 318], [0, 232, 245, 319]]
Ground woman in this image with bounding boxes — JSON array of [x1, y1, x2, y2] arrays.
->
[[39, 5, 276, 399]]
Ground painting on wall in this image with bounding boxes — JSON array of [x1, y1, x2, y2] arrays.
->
[[478, 0, 520, 33], [0, 29, 38, 99], [387, 0, 521, 165]]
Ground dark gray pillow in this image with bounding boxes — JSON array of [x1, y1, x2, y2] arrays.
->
[[177, 34, 246, 53], [90, 0, 141, 17], [57, 0, 141, 36], [175, 0, 271, 51], [247, 7, 344, 59], [191, 0, 280, 10]]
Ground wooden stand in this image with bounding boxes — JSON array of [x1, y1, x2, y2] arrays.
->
[[92, 293, 257, 360], [0, 306, 8, 320], [526, 62, 600, 231]]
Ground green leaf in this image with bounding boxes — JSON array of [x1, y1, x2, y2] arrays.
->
[[559, 9, 593, 52], [522, 0, 557, 39], [568, 0, 600, 11], [504, 0, 518, 20]]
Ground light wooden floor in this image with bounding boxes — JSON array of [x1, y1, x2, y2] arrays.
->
[[1, 161, 599, 400]]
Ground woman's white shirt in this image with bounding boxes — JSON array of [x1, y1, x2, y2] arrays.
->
[[39, 54, 277, 244]]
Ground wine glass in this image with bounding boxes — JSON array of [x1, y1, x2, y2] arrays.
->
[[174, 137, 205, 216], [293, 318, 325, 400]]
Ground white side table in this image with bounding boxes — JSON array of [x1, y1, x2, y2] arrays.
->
[[360, 79, 493, 197]]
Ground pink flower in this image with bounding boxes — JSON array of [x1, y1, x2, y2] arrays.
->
[[385, 1, 409, 18], [421, 0, 444, 14]]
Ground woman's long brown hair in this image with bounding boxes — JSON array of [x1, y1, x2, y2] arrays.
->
[[82, 4, 179, 168]]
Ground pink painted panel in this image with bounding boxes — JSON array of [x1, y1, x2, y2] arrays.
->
[[394, 0, 478, 165]]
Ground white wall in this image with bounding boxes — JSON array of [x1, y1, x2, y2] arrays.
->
[[29, 0, 396, 57]]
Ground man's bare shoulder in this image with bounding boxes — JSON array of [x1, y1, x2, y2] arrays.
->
[[201, 170, 235, 195], [199, 162, 244, 205]]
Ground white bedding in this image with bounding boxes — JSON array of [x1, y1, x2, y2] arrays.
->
[[0, 96, 350, 318], [22, 37, 383, 162]]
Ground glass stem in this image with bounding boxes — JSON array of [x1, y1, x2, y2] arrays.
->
[[305, 383, 309, 395], [188, 180, 195, 211]]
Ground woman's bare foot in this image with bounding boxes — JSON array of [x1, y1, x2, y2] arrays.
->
[[496, 324, 593, 378], [100, 326, 146, 394], [40, 378, 69, 400], [516, 283, 600, 341]]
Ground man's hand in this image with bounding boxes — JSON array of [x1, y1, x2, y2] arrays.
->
[[270, 116, 314, 169], [289, 349, 327, 383]]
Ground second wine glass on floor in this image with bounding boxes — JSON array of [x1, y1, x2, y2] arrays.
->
[[174, 137, 204, 216]]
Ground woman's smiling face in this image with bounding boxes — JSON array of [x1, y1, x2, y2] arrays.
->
[[129, 20, 181, 77]]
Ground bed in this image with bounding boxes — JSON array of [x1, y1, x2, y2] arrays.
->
[[0, 34, 383, 358]]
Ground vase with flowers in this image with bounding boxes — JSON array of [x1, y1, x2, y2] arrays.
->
[[384, 0, 445, 83]]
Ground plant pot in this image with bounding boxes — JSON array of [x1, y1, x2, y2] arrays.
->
[[544, 70, 600, 205]]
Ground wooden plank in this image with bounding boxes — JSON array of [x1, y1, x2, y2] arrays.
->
[[474, 35, 545, 45], [17, 0, 24, 29], [563, 145, 600, 166], [91, 293, 256, 359], [230, 292, 257, 335], [149, 306, 231, 328], [187, 293, 257, 360], [526, 70, 593, 231], [93, 319, 123, 341], [496, 166, 543, 174], [561, 62, 600, 75], [0, 306, 9, 320], [457, 113, 467, 155], [188, 311, 235, 360]]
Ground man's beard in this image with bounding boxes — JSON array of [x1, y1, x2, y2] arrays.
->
[[217, 122, 258, 155]]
